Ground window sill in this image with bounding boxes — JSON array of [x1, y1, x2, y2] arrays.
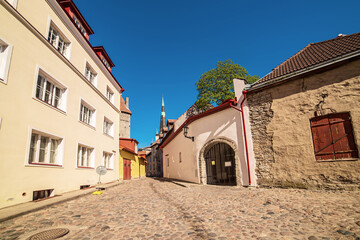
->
[[26, 162, 63, 168], [0, 78, 7, 85], [33, 97, 67, 115], [316, 158, 359, 162], [77, 166, 94, 169], [79, 120, 96, 130], [103, 133, 114, 139]]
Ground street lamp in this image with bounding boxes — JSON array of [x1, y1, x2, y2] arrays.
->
[[183, 124, 194, 142]]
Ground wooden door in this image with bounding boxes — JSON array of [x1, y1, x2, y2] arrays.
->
[[123, 159, 131, 180], [205, 143, 236, 185]]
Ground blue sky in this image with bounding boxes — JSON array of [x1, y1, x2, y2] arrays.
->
[[74, 0, 359, 148]]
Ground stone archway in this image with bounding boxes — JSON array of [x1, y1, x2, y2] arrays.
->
[[199, 138, 241, 186]]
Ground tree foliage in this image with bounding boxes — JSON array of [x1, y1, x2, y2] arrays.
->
[[195, 60, 259, 110]]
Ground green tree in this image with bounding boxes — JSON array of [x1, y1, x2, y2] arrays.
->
[[195, 60, 259, 110]]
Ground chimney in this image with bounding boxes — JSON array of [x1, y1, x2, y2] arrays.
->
[[125, 97, 129, 108]]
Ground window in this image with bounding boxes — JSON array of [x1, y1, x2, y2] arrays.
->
[[28, 131, 63, 166], [72, 15, 87, 37], [310, 112, 358, 161], [103, 117, 114, 136], [77, 144, 94, 168], [179, 152, 182, 163], [80, 101, 96, 127], [106, 87, 114, 103], [85, 64, 97, 86], [101, 55, 110, 69], [47, 25, 70, 57], [35, 72, 66, 111], [0, 38, 13, 83], [103, 152, 114, 169]]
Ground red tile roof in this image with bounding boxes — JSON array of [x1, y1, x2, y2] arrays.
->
[[120, 96, 132, 114], [254, 32, 360, 86]]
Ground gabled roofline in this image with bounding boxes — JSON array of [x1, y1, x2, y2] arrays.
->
[[159, 99, 237, 149], [93, 46, 115, 67], [247, 50, 360, 92]]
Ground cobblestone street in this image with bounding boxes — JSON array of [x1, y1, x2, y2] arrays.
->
[[0, 178, 359, 240]]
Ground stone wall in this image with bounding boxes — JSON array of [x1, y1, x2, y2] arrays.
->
[[247, 59, 360, 190], [119, 112, 131, 138]]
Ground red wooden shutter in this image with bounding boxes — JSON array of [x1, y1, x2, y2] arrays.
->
[[311, 113, 358, 161]]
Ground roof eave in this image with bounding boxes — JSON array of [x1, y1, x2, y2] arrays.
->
[[248, 50, 360, 92]]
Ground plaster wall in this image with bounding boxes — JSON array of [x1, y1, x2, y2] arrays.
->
[[247, 59, 360, 190], [0, 1, 120, 208], [163, 107, 252, 185]]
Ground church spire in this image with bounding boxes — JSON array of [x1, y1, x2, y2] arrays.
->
[[159, 95, 166, 135]]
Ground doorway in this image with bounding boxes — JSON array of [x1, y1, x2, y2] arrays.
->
[[205, 142, 236, 185], [123, 159, 131, 180]]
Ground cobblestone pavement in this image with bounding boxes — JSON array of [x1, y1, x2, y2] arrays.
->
[[0, 178, 360, 240]]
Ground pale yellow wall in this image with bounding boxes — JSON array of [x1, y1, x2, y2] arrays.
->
[[0, 1, 121, 208], [17, 0, 121, 108]]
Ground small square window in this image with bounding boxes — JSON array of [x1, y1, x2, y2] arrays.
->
[[103, 117, 114, 137], [28, 130, 63, 166], [77, 144, 94, 168], [85, 64, 97, 86], [80, 100, 96, 127], [35, 71, 67, 111], [103, 151, 114, 169], [47, 23, 70, 58], [106, 87, 114, 103], [0, 38, 13, 83]]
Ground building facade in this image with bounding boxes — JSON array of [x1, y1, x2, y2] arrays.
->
[[160, 80, 255, 186], [0, 0, 123, 208], [246, 33, 360, 190], [119, 138, 146, 180]]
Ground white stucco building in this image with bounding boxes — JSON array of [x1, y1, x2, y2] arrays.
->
[[160, 79, 256, 186]]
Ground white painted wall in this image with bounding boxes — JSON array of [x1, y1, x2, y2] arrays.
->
[[162, 79, 257, 186]]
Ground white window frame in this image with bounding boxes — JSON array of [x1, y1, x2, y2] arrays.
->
[[84, 62, 97, 86], [106, 86, 114, 104], [103, 151, 114, 169], [26, 128, 64, 167], [5, 0, 18, 8], [34, 68, 68, 112], [77, 144, 95, 168], [46, 20, 71, 59], [103, 117, 114, 137], [79, 99, 96, 128], [0, 37, 13, 84]]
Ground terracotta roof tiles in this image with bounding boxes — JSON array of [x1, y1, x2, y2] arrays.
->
[[254, 32, 360, 85], [120, 96, 132, 114]]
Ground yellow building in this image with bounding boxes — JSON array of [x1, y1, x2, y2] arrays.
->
[[0, 0, 124, 208], [119, 138, 146, 180]]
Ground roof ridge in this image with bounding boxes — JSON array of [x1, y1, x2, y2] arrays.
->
[[311, 32, 360, 45]]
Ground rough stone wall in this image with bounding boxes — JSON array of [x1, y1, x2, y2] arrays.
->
[[119, 112, 131, 138], [247, 59, 360, 190]]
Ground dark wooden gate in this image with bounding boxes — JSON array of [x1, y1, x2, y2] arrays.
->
[[123, 159, 131, 180], [205, 143, 236, 185]]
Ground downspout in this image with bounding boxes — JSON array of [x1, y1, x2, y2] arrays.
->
[[230, 92, 252, 185], [240, 91, 251, 185]]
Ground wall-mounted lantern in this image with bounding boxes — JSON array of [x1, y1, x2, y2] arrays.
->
[[183, 124, 194, 142]]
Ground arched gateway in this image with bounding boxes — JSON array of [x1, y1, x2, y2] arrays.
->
[[199, 138, 241, 186]]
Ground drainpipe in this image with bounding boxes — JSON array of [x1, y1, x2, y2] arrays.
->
[[230, 91, 252, 186], [240, 91, 251, 185]]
